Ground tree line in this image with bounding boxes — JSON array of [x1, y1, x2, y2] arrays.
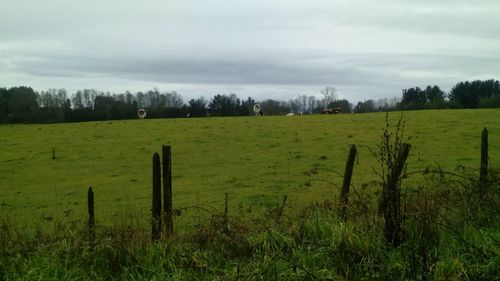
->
[[0, 79, 499, 124], [398, 79, 500, 110], [0, 86, 342, 123], [351, 79, 500, 112]]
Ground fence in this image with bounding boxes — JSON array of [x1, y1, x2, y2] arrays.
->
[[85, 128, 490, 242]]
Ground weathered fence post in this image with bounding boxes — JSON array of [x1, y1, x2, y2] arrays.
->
[[223, 193, 229, 234], [152, 153, 162, 241], [162, 145, 173, 236], [339, 144, 357, 221], [382, 143, 411, 247], [480, 127, 488, 183], [224, 193, 229, 215], [88, 186, 95, 245], [276, 195, 288, 223]]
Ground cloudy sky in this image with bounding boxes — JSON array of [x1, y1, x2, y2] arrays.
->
[[1, 0, 499, 102]]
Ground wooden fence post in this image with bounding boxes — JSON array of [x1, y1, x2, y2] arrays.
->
[[223, 193, 229, 234], [480, 127, 488, 183], [152, 153, 162, 241], [162, 145, 173, 236], [339, 144, 357, 221], [224, 193, 228, 215], [88, 186, 95, 245], [276, 195, 288, 223]]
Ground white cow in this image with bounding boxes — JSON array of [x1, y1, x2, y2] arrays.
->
[[138, 108, 146, 119], [253, 104, 263, 116]]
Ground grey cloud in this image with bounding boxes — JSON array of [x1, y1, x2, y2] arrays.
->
[[1, 0, 499, 101]]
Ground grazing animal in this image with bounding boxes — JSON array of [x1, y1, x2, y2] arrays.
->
[[253, 104, 263, 116], [138, 108, 146, 119], [321, 108, 342, 114], [286, 112, 295, 116]]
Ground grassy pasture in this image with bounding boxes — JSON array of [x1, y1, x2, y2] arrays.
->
[[1, 109, 499, 228]]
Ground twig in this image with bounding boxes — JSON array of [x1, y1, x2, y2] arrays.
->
[[174, 204, 223, 216], [404, 169, 475, 181], [309, 178, 340, 189]]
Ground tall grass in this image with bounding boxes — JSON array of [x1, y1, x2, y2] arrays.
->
[[1, 170, 498, 280]]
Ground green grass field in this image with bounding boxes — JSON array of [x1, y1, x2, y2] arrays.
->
[[1, 109, 499, 227]]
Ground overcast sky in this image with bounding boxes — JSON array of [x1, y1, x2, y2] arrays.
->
[[1, 0, 499, 102]]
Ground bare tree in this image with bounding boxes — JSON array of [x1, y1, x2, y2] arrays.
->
[[307, 95, 317, 113], [320, 87, 337, 107]]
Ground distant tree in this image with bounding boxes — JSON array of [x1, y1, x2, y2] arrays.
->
[[72, 90, 83, 109], [38, 89, 55, 108], [320, 87, 337, 107], [288, 98, 300, 113], [260, 99, 291, 115], [132, 100, 138, 114], [354, 99, 376, 113], [375, 98, 390, 111], [479, 94, 500, 108], [4, 86, 39, 123], [297, 95, 308, 113], [240, 97, 256, 115], [162, 91, 184, 108], [93, 95, 133, 120], [209, 94, 241, 116], [157, 91, 185, 117], [0, 87, 10, 122], [288, 95, 309, 113], [136, 91, 145, 108], [448, 80, 500, 108], [468, 79, 498, 99], [34, 88, 69, 123], [470, 79, 500, 108], [188, 97, 208, 117], [307, 95, 319, 113], [449, 81, 480, 108], [399, 85, 446, 109], [424, 85, 445, 104], [125, 91, 134, 105], [146, 89, 161, 116], [56, 89, 68, 108], [400, 87, 426, 109], [0, 86, 39, 123], [63, 98, 72, 111], [93, 95, 115, 120], [82, 89, 98, 109], [38, 88, 68, 109]]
